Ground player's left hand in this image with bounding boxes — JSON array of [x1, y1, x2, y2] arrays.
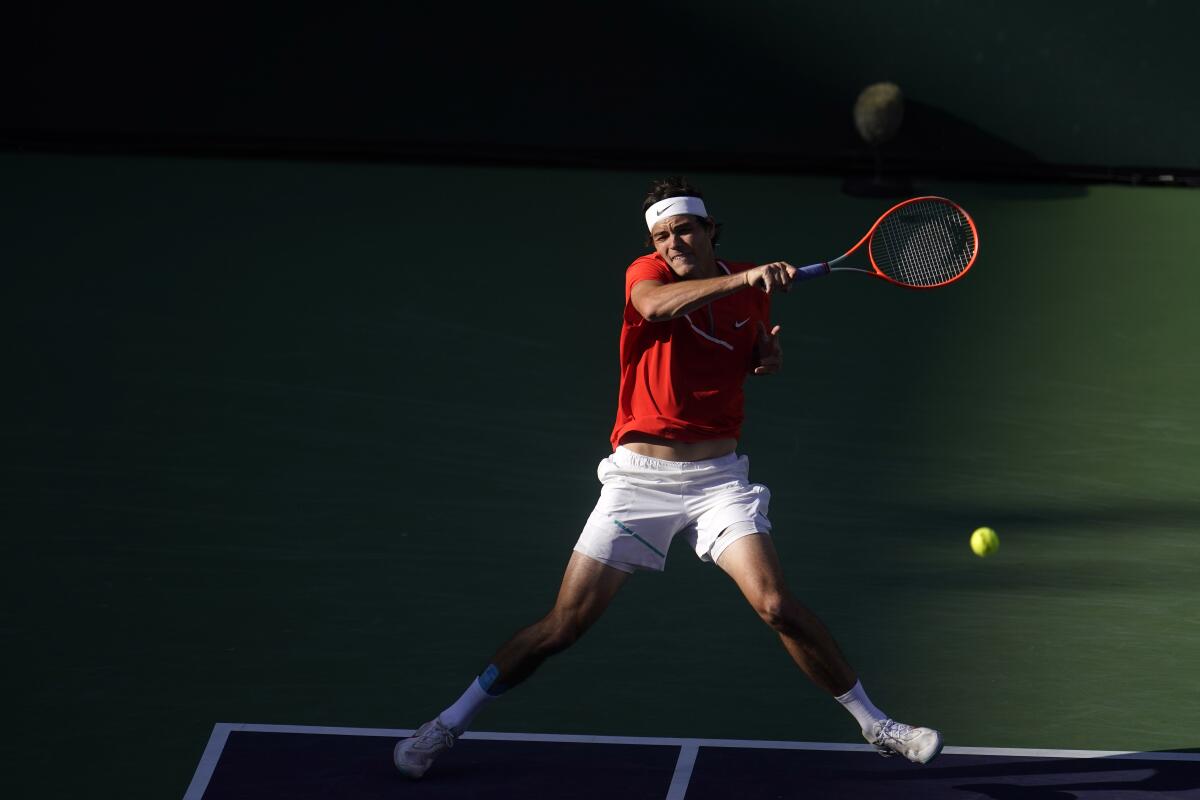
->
[[753, 322, 783, 375]]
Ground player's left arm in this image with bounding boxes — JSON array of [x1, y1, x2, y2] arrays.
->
[[752, 321, 783, 375]]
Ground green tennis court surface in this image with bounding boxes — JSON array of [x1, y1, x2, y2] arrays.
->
[[4, 153, 1198, 797]]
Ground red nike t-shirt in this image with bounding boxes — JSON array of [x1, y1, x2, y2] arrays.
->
[[610, 254, 772, 449]]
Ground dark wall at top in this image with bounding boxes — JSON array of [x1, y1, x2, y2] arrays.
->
[[6, 1, 1200, 174]]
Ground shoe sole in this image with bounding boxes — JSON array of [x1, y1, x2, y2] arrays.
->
[[871, 732, 944, 765]]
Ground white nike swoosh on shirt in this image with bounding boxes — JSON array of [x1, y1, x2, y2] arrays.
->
[[734, 318, 751, 328]]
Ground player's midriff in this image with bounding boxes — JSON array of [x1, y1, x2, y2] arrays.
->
[[620, 433, 738, 462]]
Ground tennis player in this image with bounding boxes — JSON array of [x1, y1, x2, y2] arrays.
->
[[395, 177, 942, 777]]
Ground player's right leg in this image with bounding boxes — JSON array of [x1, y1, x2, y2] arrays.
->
[[394, 551, 629, 778], [486, 549, 630, 686]]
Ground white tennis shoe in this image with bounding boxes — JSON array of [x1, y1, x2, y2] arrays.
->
[[394, 717, 458, 778], [865, 719, 943, 764]]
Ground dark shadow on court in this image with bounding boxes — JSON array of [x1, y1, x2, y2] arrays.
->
[[912, 752, 1200, 799], [687, 748, 1200, 799]]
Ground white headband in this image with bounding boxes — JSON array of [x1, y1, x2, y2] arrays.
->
[[645, 196, 709, 231]]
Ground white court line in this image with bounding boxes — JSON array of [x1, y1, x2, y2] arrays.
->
[[182, 723, 234, 800], [215, 723, 1200, 760], [665, 743, 699, 800], [943, 745, 1200, 761], [184, 722, 1200, 799]]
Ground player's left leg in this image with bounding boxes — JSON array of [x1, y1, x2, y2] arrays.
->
[[716, 533, 943, 764], [715, 532, 857, 694]]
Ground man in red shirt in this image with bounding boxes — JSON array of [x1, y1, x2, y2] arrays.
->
[[395, 178, 942, 777]]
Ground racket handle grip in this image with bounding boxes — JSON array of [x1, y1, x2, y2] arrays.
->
[[795, 262, 831, 281]]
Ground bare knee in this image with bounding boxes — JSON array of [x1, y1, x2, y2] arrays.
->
[[755, 592, 799, 634]]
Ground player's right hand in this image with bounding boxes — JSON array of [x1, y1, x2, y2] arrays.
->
[[745, 262, 798, 294]]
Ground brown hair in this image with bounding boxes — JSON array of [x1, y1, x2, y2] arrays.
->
[[641, 176, 722, 248]]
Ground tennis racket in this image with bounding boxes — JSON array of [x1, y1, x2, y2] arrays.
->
[[794, 196, 978, 289]]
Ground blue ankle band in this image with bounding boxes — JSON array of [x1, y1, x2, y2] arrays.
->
[[477, 664, 509, 696]]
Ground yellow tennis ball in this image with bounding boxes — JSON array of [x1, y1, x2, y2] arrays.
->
[[970, 527, 999, 557]]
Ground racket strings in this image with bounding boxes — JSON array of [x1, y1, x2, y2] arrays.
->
[[870, 200, 976, 287]]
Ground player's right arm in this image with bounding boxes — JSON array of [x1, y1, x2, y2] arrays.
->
[[630, 262, 798, 322]]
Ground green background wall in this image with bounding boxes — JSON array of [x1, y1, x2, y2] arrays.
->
[[4, 152, 1198, 796]]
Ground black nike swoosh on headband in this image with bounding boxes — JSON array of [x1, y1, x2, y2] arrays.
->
[[655, 202, 678, 216]]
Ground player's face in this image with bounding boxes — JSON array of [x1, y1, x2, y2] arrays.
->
[[651, 214, 717, 278]]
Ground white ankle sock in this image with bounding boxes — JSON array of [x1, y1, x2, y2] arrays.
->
[[834, 680, 888, 734], [438, 677, 499, 734]]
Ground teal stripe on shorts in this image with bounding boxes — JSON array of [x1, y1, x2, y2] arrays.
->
[[613, 518, 666, 558]]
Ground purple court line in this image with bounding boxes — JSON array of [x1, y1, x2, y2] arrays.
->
[[183, 722, 1200, 800]]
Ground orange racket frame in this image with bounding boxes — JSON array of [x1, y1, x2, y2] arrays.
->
[[795, 196, 979, 290]]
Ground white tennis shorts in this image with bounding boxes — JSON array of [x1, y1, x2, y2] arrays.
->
[[573, 446, 772, 573]]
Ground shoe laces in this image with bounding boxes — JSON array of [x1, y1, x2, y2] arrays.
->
[[870, 719, 921, 757], [411, 720, 456, 753], [875, 719, 916, 744]]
